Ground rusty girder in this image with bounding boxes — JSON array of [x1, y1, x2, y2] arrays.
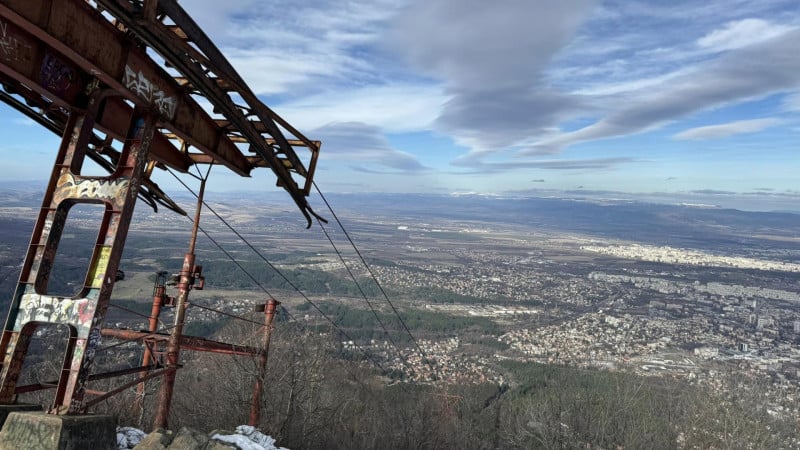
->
[[99, 328, 262, 358], [92, 0, 324, 225], [0, 0, 321, 222], [0, 0, 316, 421], [0, 76, 186, 214]]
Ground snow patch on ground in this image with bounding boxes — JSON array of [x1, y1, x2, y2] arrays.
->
[[212, 425, 288, 450], [116, 426, 146, 449], [116, 425, 286, 450]]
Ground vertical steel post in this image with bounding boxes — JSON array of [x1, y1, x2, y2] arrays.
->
[[135, 272, 168, 419], [248, 298, 279, 427], [153, 178, 206, 429], [0, 94, 156, 413]]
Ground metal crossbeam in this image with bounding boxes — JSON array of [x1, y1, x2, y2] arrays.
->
[[93, 0, 322, 223], [0, 0, 321, 420]]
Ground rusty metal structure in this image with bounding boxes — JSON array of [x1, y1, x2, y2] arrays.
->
[[0, 0, 321, 425], [249, 298, 280, 427]]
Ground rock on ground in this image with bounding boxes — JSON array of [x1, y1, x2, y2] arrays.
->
[[117, 425, 286, 450]]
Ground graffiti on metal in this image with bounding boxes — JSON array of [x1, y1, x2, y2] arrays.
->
[[123, 65, 177, 119], [55, 173, 129, 204], [40, 53, 76, 97], [88, 246, 112, 288], [16, 294, 94, 332], [70, 326, 103, 412], [0, 19, 32, 63]]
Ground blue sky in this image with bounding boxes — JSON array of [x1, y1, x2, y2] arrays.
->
[[1, 0, 798, 209]]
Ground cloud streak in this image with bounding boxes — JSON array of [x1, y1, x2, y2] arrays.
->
[[453, 157, 635, 173], [192, 0, 402, 95], [526, 28, 800, 154], [311, 122, 427, 172], [674, 118, 783, 140], [164, 1, 800, 195], [697, 18, 794, 52], [274, 84, 446, 133]]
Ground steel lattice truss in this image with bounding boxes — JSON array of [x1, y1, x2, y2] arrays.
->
[[0, 0, 321, 418], [0, 0, 321, 220]]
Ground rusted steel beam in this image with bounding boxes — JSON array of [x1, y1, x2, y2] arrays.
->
[[95, 0, 322, 222], [15, 364, 159, 394], [14, 382, 57, 395], [0, 0, 325, 419], [0, 0, 254, 176], [152, 175, 207, 429], [0, 97, 158, 414], [100, 328, 166, 342], [249, 298, 280, 427], [0, 70, 191, 173], [100, 328, 261, 357], [136, 271, 169, 412], [100, 97, 193, 172], [180, 334, 261, 356], [106, 6, 302, 182], [173, 76, 233, 92], [155, 0, 320, 167], [79, 367, 171, 412], [190, 153, 292, 169], [0, 7, 191, 173], [0, 78, 186, 215], [85, 364, 161, 382]]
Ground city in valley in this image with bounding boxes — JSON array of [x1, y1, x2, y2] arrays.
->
[[1, 188, 799, 419]]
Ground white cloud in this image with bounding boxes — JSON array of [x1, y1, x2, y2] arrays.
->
[[275, 84, 446, 133], [388, 0, 595, 89], [190, 0, 404, 95], [697, 18, 795, 52], [227, 50, 342, 95], [387, 0, 596, 151], [783, 92, 800, 112], [525, 28, 800, 155], [453, 157, 635, 172], [311, 122, 427, 172], [571, 70, 690, 97], [674, 118, 783, 140], [179, 0, 799, 181]]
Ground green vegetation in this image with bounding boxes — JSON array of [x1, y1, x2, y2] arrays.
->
[[71, 325, 797, 450], [199, 260, 382, 297], [309, 302, 502, 342], [3, 211, 798, 449], [184, 318, 229, 338], [496, 361, 797, 449]]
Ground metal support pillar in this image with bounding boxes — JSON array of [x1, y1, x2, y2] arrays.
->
[[135, 271, 170, 420], [153, 178, 206, 429], [0, 91, 156, 414], [249, 298, 279, 427]]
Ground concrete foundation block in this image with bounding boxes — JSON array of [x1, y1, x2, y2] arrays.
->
[[0, 404, 42, 428], [0, 411, 116, 450]]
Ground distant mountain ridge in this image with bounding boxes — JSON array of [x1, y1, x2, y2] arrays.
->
[[2, 187, 798, 255]]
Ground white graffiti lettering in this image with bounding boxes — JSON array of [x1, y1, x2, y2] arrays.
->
[[56, 173, 130, 204], [0, 19, 31, 63], [123, 65, 177, 119], [0, 19, 14, 57], [76, 178, 129, 198]]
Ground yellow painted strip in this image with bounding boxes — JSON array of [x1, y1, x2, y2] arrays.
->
[[89, 246, 112, 288]]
